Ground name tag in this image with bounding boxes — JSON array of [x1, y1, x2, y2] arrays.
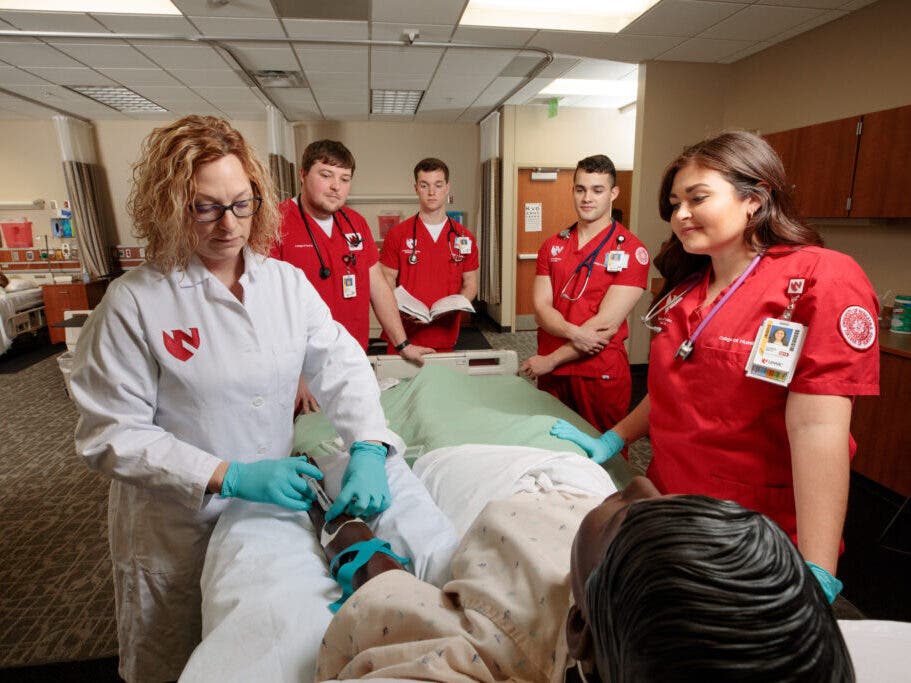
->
[[606, 250, 629, 272], [744, 318, 806, 387], [342, 273, 357, 299], [454, 236, 471, 254]]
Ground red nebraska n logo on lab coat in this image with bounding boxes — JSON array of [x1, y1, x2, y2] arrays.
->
[[163, 328, 200, 361]]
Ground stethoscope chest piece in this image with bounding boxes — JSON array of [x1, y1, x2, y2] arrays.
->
[[319, 266, 331, 280], [408, 253, 418, 265]]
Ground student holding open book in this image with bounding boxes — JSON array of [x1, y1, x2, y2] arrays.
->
[[380, 158, 479, 353]]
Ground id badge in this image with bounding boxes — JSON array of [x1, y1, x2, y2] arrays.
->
[[455, 236, 471, 254], [342, 273, 357, 299], [744, 318, 806, 386], [606, 250, 629, 272]]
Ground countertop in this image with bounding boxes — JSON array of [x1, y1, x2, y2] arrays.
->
[[879, 329, 911, 359]]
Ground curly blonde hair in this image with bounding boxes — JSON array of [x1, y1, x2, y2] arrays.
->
[[128, 115, 280, 272]]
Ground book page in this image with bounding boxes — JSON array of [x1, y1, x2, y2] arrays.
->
[[393, 285, 432, 323], [429, 294, 475, 320]]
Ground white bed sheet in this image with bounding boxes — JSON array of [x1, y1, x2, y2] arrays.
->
[[0, 287, 43, 354]]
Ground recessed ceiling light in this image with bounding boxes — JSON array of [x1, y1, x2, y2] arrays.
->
[[0, 0, 180, 14], [540, 79, 638, 98], [68, 85, 168, 112], [371, 89, 423, 115], [459, 0, 659, 33]]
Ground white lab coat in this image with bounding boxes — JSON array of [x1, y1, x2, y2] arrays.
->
[[70, 249, 401, 683]]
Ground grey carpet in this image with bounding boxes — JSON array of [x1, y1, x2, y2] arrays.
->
[[0, 351, 117, 668]]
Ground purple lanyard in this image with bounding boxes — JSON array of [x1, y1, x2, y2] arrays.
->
[[675, 254, 762, 361]]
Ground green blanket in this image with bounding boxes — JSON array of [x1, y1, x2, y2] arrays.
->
[[294, 364, 633, 489]]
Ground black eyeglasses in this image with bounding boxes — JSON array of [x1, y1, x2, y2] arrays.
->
[[191, 197, 262, 222]]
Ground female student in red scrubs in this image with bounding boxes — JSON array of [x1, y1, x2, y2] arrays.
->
[[552, 131, 879, 603]]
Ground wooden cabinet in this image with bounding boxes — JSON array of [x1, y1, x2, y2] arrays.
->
[[42, 280, 109, 344], [851, 104, 911, 217], [764, 103, 911, 219]]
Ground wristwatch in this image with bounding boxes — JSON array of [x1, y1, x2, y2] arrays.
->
[[394, 339, 411, 352]]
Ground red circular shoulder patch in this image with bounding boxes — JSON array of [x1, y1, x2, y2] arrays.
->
[[635, 246, 649, 266], [839, 305, 876, 350]]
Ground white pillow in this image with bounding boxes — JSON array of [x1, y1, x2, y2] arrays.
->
[[4, 277, 38, 292]]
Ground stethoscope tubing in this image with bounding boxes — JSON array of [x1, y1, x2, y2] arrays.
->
[[295, 195, 361, 279], [408, 214, 462, 265]]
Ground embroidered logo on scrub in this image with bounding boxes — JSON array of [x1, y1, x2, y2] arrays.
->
[[635, 246, 649, 266], [838, 306, 876, 350], [163, 328, 200, 361], [550, 245, 564, 257]]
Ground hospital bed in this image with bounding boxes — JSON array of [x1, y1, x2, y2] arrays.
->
[[180, 350, 911, 683], [0, 279, 46, 355]]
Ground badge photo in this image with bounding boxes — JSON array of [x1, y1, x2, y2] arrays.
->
[[744, 317, 806, 387]]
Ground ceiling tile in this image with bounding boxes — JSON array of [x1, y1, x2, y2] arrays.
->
[[623, 0, 747, 37], [531, 31, 683, 62], [92, 13, 198, 34], [0, 10, 109, 32], [193, 85, 257, 103], [562, 58, 637, 80], [24, 67, 117, 86], [457, 106, 494, 123], [307, 73, 367, 88], [188, 17, 285, 40], [371, 22, 453, 42], [371, 47, 443, 76], [838, 0, 879, 9], [451, 25, 536, 47], [46, 42, 157, 69], [765, 9, 848, 43], [171, 68, 247, 87], [435, 48, 517, 78], [371, 0, 465, 25], [414, 108, 463, 121], [98, 68, 182, 85], [132, 43, 231, 69], [756, 0, 846, 7], [500, 54, 578, 79], [370, 73, 430, 89], [471, 76, 523, 107], [700, 4, 826, 40], [320, 102, 367, 117], [282, 19, 367, 40], [656, 37, 753, 61], [295, 46, 366, 73], [172, 0, 278, 19], [0, 65, 51, 85], [504, 77, 553, 105], [718, 40, 772, 63], [221, 43, 298, 71], [310, 83, 367, 102], [0, 41, 84, 68]]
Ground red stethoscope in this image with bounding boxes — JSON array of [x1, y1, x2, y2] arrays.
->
[[407, 215, 464, 265], [296, 195, 362, 279]]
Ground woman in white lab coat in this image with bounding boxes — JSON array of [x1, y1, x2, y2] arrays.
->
[[69, 116, 433, 682]]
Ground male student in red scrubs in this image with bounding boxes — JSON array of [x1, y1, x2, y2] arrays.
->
[[379, 158, 479, 353], [271, 140, 432, 411], [521, 154, 648, 432]]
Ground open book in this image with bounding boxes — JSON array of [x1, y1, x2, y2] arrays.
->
[[394, 285, 475, 323]]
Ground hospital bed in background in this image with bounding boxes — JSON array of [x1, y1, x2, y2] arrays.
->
[[181, 350, 911, 683], [0, 279, 46, 355]]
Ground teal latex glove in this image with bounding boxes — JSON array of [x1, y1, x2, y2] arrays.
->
[[806, 561, 843, 604], [221, 458, 322, 511], [550, 420, 625, 464], [326, 441, 391, 521]]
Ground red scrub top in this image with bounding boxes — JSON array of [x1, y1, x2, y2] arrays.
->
[[379, 216, 479, 351], [647, 245, 880, 543], [271, 198, 378, 350], [536, 222, 649, 379]]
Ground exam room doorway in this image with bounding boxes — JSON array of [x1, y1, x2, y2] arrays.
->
[[514, 167, 632, 331]]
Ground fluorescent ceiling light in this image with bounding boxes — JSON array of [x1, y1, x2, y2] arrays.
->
[[0, 0, 180, 13], [540, 79, 637, 98], [460, 0, 660, 33], [371, 89, 423, 115], [68, 85, 168, 112]]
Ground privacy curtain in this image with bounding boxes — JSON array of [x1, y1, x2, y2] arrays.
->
[[478, 158, 502, 305], [267, 105, 296, 200], [54, 116, 114, 278]]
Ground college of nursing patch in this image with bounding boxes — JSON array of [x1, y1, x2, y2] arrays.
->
[[635, 246, 649, 265], [838, 305, 876, 350]]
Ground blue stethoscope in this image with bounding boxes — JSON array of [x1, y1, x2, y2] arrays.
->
[[296, 195, 362, 279], [641, 254, 762, 361], [407, 215, 463, 265], [559, 220, 621, 301]]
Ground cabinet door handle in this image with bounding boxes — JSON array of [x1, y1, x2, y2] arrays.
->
[[518, 253, 537, 260]]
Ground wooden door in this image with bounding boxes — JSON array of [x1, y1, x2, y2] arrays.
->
[[851, 104, 911, 217], [514, 168, 632, 331]]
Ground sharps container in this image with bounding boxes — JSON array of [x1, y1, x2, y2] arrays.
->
[[891, 295, 911, 334]]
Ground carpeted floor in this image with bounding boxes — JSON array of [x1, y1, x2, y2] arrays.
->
[[0, 346, 118, 670]]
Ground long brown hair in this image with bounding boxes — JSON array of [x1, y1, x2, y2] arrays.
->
[[129, 115, 279, 273], [653, 131, 822, 298]]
